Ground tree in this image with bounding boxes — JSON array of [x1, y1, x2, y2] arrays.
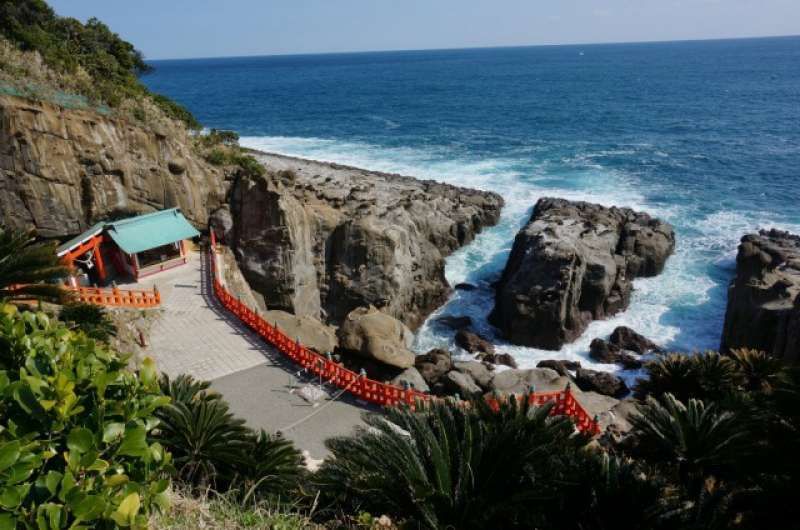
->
[[0, 227, 68, 303]]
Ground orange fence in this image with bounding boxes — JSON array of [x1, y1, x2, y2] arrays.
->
[[65, 284, 161, 308], [208, 232, 599, 435]]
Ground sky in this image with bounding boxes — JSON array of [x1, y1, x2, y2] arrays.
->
[[49, 0, 800, 60]]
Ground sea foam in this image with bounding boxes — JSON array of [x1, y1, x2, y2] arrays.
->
[[240, 135, 800, 381]]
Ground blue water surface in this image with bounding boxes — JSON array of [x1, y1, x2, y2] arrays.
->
[[143, 37, 800, 373]]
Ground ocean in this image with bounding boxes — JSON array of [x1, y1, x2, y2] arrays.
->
[[143, 37, 800, 378]]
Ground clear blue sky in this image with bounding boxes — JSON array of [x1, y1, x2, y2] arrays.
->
[[49, 0, 800, 60]]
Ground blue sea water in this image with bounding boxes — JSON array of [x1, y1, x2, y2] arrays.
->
[[143, 37, 800, 376]]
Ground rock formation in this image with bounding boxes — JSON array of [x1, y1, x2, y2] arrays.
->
[[0, 95, 226, 237], [336, 306, 416, 369], [227, 153, 504, 330], [491, 198, 675, 349], [721, 229, 800, 361]]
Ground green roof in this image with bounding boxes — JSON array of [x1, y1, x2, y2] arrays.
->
[[106, 208, 200, 254]]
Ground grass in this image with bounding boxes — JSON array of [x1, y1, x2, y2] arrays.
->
[[151, 489, 320, 530]]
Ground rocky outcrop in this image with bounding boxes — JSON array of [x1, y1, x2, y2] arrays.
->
[[589, 339, 642, 369], [537, 359, 581, 376], [589, 327, 660, 369], [489, 368, 569, 395], [490, 198, 675, 349], [336, 306, 416, 369], [228, 153, 503, 329], [390, 367, 430, 393], [0, 95, 226, 237], [609, 326, 662, 354], [414, 349, 453, 394], [721, 229, 800, 361], [575, 368, 629, 398], [454, 329, 495, 355]]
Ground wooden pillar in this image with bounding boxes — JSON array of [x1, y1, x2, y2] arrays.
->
[[131, 253, 140, 280], [93, 239, 107, 283]]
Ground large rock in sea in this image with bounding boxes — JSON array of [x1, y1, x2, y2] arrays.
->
[[228, 154, 504, 329], [337, 306, 416, 369], [720, 229, 800, 360], [490, 198, 675, 349]]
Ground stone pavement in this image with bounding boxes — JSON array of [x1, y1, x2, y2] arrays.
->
[[140, 250, 367, 459]]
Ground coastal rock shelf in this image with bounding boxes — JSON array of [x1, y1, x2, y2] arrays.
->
[[0, 95, 226, 237], [490, 197, 675, 350], [222, 152, 504, 330], [721, 229, 800, 360]]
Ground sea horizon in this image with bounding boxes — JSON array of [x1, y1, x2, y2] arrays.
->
[[144, 33, 800, 63]]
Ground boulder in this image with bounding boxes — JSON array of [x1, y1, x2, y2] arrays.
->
[[477, 352, 518, 368], [574, 368, 629, 398], [337, 306, 416, 369], [721, 229, 800, 361], [444, 370, 483, 398], [210, 206, 234, 244], [414, 348, 453, 387], [229, 153, 503, 330], [537, 359, 581, 376], [490, 198, 675, 349], [589, 338, 643, 370], [453, 361, 494, 390], [454, 329, 495, 355], [390, 367, 430, 393], [609, 326, 662, 354], [264, 310, 337, 355], [433, 315, 473, 330], [488, 368, 569, 396]]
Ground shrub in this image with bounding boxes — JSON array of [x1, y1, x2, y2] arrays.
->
[[155, 374, 303, 499], [0, 304, 172, 528], [0, 226, 69, 304], [59, 302, 116, 342], [636, 352, 742, 402], [315, 398, 587, 529]]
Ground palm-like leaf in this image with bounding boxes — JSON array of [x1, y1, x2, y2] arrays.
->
[[630, 393, 751, 491], [729, 348, 782, 393], [159, 373, 217, 404], [0, 227, 69, 303], [636, 354, 698, 401], [241, 429, 305, 499], [156, 397, 253, 487], [316, 398, 585, 529]]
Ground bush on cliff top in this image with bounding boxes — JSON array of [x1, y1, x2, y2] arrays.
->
[[0, 0, 199, 129], [0, 304, 172, 528]]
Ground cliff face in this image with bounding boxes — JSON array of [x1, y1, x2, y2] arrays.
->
[[490, 198, 675, 350], [721, 229, 800, 361], [219, 153, 504, 330], [0, 95, 226, 237]]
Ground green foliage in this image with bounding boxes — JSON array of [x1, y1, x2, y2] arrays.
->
[[59, 302, 116, 342], [629, 393, 750, 491], [636, 351, 756, 402], [155, 374, 303, 499], [0, 0, 200, 128], [316, 398, 594, 529], [0, 305, 172, 529], [197, 128, 240, 148], [203, 146, 265, 177], [0, 226, 68, 304]]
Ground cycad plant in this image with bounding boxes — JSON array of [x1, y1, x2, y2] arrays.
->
[[60, 302, 117, 341], [729, 348, 782, 393], [0, 227, 69, 303], [315, 397, 586, 530], [155, 374, 303, 499], [629, 393, 751, 492]]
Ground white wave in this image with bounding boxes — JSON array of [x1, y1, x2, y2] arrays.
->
[[239, 134, 800, 381]]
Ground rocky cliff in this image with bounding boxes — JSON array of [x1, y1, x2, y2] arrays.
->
[[490, 197, 675, 349], [216, 152, 504, 330], [721, 229, 800, 360], [0, 95, 226, 237]]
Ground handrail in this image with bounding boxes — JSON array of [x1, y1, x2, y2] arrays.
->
[[65, 284, 161, 308], [208, 232, 600, 435]]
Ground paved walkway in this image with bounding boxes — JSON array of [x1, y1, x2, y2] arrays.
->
[[140, 251, 367, 459]]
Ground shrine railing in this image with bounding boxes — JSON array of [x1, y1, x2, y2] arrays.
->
[[208, 232, 600, 435], [65, 284, 161, 308]]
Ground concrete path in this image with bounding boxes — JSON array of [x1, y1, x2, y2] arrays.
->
[[141, 250, 367, 459]]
